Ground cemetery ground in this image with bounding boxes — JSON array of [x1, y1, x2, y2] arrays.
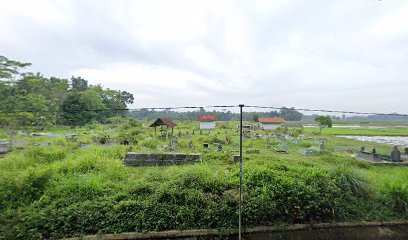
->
[[1, 120, 408, 239]]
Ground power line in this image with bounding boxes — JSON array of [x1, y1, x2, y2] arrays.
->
[[245, 105, 408, 117], [0, 105, 407, 117]]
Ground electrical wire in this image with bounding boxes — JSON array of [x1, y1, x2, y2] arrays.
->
[[0, 105, 407, 117]]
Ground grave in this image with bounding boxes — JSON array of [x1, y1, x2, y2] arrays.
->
[[278, 143, 288, 149], [273, 149, 288, 154], [203, 143, 209, 148], [299, 148, 318, 156], [245, 149, 260, 154], [355, 146, 408, 165], [232, 155, 241, 162], [216, 144, 223, 152], [78, 142, 91, 149], [188, 141, 195, 150], [390, 146, 401, 162], [39, 142, 51, 147], [124, 153, 201, 166], [319, 141, 326, 152], [0, 140, 11, 154]]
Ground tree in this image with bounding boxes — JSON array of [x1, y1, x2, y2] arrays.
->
[[253, 114, 259, 122], [0, 55, 31, 81], [60, 91, 106, 126], [280, 107, 303, 121], [315, 115, 332, 134], [71, 76, 88, 92]]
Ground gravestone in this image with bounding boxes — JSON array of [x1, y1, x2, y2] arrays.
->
[[233, 142, 239, 148], [245, 149, 260, 154], [178, 131, 182, 137], [232, 155, 240, 162], [390, 146, 401, 162], [299, 148, 316, 156], [188, 141, 194, 150], [186, 132, 190, 138], [319, 141, 325, 152], [361, 146, 365, 152], [0, 140, 11, 153], [404, 147, 408, 154], [216, 144, 223, 152], [203, 143, 209, 148], [192, 130, 195, 135], [39, 142, 51, 147], [123, 140, 130, 145], [200, 130, 202, 135]]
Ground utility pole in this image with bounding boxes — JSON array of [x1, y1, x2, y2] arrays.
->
[[239, 104, 244, 240]]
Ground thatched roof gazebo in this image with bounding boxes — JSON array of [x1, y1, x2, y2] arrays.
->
[[149, 118, 177, 139]]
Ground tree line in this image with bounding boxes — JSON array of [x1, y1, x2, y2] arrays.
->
[[0, 55, 134, 129], [128, 107, 303, 121]]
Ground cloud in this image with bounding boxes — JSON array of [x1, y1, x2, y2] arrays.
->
[[0, 0, 407, 113]]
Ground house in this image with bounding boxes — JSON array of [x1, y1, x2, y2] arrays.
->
[[149, 118, 177, 139], [258, 118, 285, 130], [197, 115, 217, 129]]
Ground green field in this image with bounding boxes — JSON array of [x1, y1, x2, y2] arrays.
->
[[1, 121, 407, 239], [304, 126, 408, 136]]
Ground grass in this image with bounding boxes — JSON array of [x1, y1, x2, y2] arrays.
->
[[304, 126, 408, 136], [0, 120, 408, 239]]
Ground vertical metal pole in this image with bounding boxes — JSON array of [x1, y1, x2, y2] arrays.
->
[[239, 104, 244, 240]]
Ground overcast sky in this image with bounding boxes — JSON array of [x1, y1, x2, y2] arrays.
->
[[1, 0, 407, 113]]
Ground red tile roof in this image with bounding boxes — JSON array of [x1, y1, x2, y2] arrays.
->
[[258, 118, 285, 123], [197, 115, 217, 122], [149, 118, 177, 127]]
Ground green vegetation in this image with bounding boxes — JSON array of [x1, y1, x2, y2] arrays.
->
[[304, 126, 408, 136], [315, 116, 332, 134], [1, 55, 407, 239], [0, 56, 134, 131], [1, 120, 407, 239]]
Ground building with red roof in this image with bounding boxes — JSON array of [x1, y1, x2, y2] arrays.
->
[[197, 115, 217, 129], [258, 117, 285, 130]]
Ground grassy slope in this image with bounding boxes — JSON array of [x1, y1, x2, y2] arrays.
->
[[0, 122, 407, 239]]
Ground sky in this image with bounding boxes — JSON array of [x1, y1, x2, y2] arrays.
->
[[1, 0, 407, 114]]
